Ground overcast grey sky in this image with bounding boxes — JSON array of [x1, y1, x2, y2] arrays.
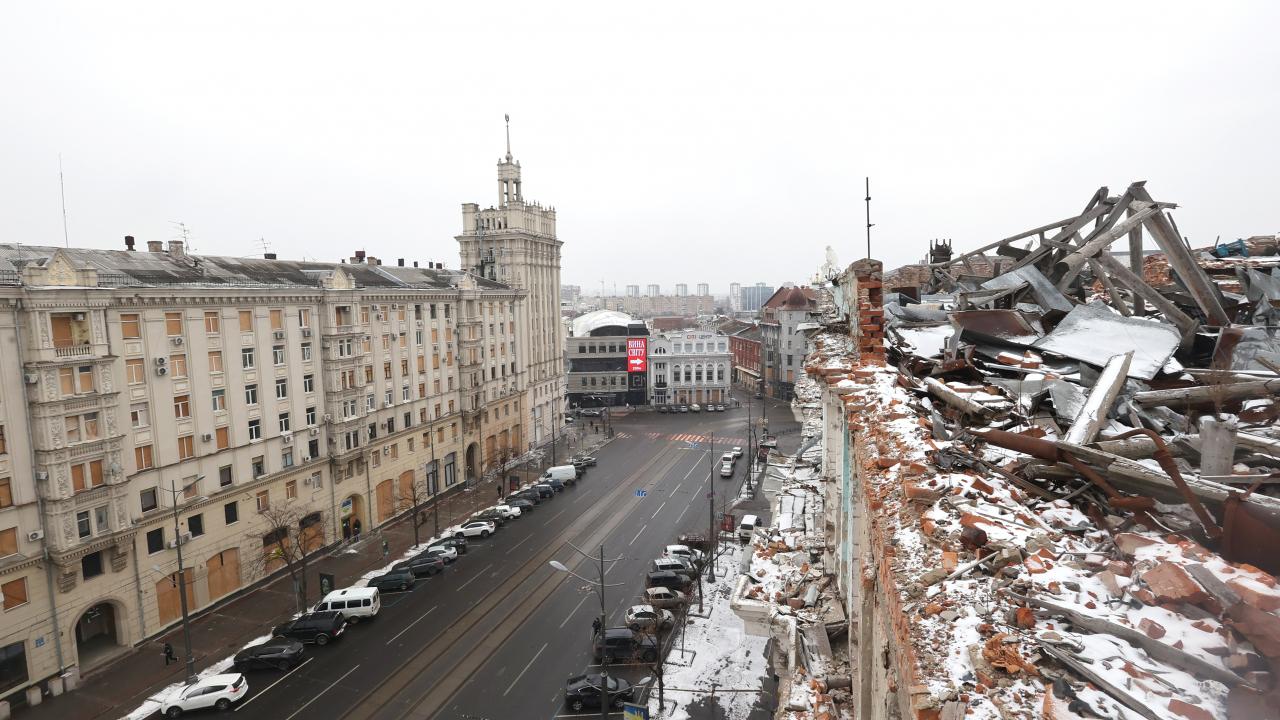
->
[[2, 2, 1277, 294]]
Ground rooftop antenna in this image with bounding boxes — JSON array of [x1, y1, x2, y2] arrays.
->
[[865, 177, 874, 260], [169, 221, 193, 252], [504, 113, 512, 162], [58, 154, 70, 248]]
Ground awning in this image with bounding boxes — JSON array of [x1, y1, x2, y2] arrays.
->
[[735, 365, 761, 378]]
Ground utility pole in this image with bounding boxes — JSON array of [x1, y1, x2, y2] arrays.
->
[[708, 433, 717, 582], [865, 176, 874, 260], [165, 477, 202, 684], [430, 430, 440, 539], [549, 545, 622, 720]]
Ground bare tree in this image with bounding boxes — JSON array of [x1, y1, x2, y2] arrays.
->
[[251, 505, 327, 613], [396, 472, 434, 548]]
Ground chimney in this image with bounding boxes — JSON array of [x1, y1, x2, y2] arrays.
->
[[354, 250, 366, 262], [397, 258, 404, 267], [265, 252, 277, 260], [147, 240, 164, 253], [124, 235, 136, 251], [168, 240, 185, 257]]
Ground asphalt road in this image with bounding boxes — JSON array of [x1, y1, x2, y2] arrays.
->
[[221, 395, 792, 720]]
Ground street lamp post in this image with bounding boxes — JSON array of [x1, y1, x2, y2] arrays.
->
[[165, 476, 203, 685], [708, 433, 717, 583], [550, 544, 624, 719]]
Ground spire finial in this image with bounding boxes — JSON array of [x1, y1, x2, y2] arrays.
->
[[504, 113, 512, 162]]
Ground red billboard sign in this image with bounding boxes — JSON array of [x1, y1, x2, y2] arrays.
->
[[627, 337, 648, 373]]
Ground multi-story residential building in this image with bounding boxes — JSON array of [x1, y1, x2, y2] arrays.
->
[[647, 330, 731, 407], [0, 233, 530, 705], [674, 284, 688, 297], [695, 283, 708, 297], [729, 325, 763, 393], [457, 132, 565, 454], [645, 284, 660, 297], [739, 283, 775, 313], [600, 294, 715, 319], [760, 286, 819, 400], [624, 285, 639, 297], [728, 282, 742, 312], [565, 310, 649, 409]]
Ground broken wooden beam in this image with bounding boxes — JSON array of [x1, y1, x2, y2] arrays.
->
[[1198, 416, 1238, 478], [1064, 351, 1132, 445], [924, 378, 993, 417], [1132, 379, 1280, 408]]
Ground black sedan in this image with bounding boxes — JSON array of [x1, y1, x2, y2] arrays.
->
[[564, 673, 636, 712], [507, 490, 541, 505], [367, 567, 417, 593], [504, 497, 534, 513], [393, 555, 445, 577], [427, 536, 469, 554], [233, 637, 304, 672]]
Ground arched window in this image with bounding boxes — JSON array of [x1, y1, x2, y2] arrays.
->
[[672, 365, 680, 383]]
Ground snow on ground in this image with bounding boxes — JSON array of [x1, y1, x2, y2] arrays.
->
[[119, 633, 274, 720], [651, 542, 770, 720]]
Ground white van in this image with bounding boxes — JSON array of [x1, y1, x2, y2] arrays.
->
[[313, 586, 381, 623], [737, 514, 760, 541], [542, 465, 578, 485]]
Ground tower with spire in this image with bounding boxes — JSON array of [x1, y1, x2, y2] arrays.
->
[[457, 115, 565, 447]]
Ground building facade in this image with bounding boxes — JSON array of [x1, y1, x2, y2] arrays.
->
[[0, 232, 535, 705], [647, 330, 731, 406], [457, 135, 565, 452], [728, 283, 742, 312], [600, 294, 715, 319], [565, 311, 648, 409], [729, 325, 763, 393], [760, 286, 819, 400], [739, 283, 775, 313]]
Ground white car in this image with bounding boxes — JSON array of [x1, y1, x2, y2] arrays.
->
[[422, 545, 458, 563], [721, 452, 735, 464], [719, 462, 734, 478], [490, 504, 522, 519], [160, 673, 248, 716], [625, 604, 676, 633], [665, 544, 704, 564], [453, 520, 496, 539], [731, 446, 743, 459]]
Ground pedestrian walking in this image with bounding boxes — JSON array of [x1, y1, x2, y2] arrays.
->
[[592, 617, 602, 636], [162, 642, 175, 666], [352, 518, 362, 542], [497, 484, 503, 500]]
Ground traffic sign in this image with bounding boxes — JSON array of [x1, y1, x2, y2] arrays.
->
[[635, 489, 648, 497]]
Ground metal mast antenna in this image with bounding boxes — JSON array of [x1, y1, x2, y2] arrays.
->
[[504, 113, 512, 162], [58, 154, 70, 248], [865, 177, 874, 259]]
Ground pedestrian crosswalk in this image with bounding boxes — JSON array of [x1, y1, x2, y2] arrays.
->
[[619, 431, 747, 444]]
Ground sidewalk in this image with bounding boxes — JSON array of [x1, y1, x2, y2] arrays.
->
[[20, 430, 601, 720]]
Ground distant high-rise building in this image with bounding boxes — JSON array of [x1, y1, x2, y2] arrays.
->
[[696, 283, 709, 296], [646, 284, 660, 297], [729, 282, 742, 311], [625, 284, 640, 297], [675, 283, 688, 297], [740, 282, 775, 312]]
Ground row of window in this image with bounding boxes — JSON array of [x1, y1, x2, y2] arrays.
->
[[659, 364, 727, 383]]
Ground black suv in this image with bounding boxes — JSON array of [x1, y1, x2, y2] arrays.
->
[[233, 637, 304, 671], [564, 673, 637, 712], [393, 554, 445, 577], [593, 628, 658, 663], [504, 497, 534, 514], [508, 490, 541, 505], [272, 611, 346, 646], [473, 509, 508, 526], [367, 567, 417, 592], [645, 570, 691, 591]]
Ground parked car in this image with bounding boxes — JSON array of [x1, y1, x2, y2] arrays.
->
[[453, 520, 496, 538], [645, 570, 691, 591], [651, 557, 697, 581], [490, 503, 525, 518], [678, 405, 689, 413], [508, 490, 541, 505], [422, 546, 458, 564], [643, 586, 687, 609], [754, 391, 763, 399], [657, 405, 669, 413], [472, 509, 509, 527], [689, 404, 701, 412], [393, 554, 445, 577], [594, 627, 659, 663], [580, 407, 603, 417], [564, 673, 637, 712], [311, 586, 380, 623], [159, 673, 248, 716], [531, 483, 555, 499], [731, 446, 743, 459], [504, 497, 535, 513], [720, 462, 734, 478], [571, 454, 598, 467], [625, 605, 675, 633], [367, 567, 417, 593], [232, 638, 304, 672], [543, 477, 566, 492], [427, 536, 469, 554], [272, 611, 346, 646], [543, 465, 579, 485], [666, 544, 705, 565]]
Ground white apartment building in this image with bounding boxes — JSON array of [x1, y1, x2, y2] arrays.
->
[[647, 330, 732, 406], [458, 129, 565, 451], [0, 240, 527, 705]]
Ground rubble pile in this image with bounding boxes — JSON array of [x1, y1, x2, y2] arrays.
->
[[810, 183, 1280, 720]]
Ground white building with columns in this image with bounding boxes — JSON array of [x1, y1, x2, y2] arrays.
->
[[646, 330, 731, 407]]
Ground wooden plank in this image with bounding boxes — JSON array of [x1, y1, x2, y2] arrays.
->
[[1053, 201, 1159, 290], [1129, 185, 1232, 325], [1198, 416, 1238, 478], [1092, 251, 1198, 342], [1133, 379, 1280, 407], [1089, 258, 1131, 316], [1128, 206, 1146, 314], [1064, 352, 1132, 445]]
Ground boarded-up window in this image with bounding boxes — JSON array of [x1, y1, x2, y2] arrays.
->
[[0, 528, 16, 557], [165, 312, 183, 336], [1, 578, 27, 610], [0, 477, 11, 508], [238, 310, 253, 332], [121, 313, 141, 339], [270, 309, 283, 330], [216, 427, 229, 450]]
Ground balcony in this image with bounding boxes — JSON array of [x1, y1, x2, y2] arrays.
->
[[54, 343, 94, 358]]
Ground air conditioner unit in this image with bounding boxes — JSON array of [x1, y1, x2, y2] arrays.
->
[[371, 304, 381, 312], [23, 373, 38, 385], [282, 434, 293, 444], [155, 366, 169, 377], [170, 337, 184, 346], [323, 414, 333, 423], [382, 447, 390, 456], [301, 328, 313, 338], [200, 432, 213, 442], [35, 470, 48, 481], [154, 357, 168, 366], [27, 530, 44, 542], [310, 428, 320, 436], [273, 330, 286, 340]]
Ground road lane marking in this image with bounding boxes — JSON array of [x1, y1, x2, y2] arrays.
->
[[650, 501, 666, 519], [386, 605, 438, 645], [455, 564, 493, 592], [571, 491, 591, 505], [283, 664, 359, 720], [675, 505, 689, 525], [543, 508, 568, 527], [559, 593, 590, 628], [503, 642, 548, 696], [234, 657, 313, 711], [629, 524, 647, 546]]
